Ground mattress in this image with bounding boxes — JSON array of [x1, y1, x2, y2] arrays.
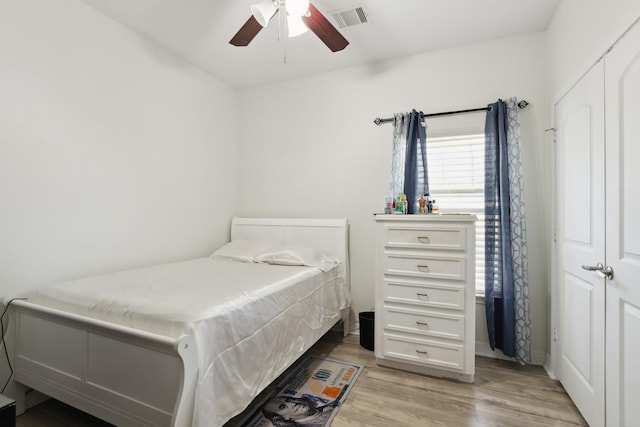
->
[[24, 257, 350, 426]]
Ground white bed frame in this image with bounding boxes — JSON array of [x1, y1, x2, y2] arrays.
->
[[7, 217, 350, 427]]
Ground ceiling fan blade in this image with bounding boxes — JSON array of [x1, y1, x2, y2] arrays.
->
[[229, 16, 264, 46], [302, 3, 349, 52]]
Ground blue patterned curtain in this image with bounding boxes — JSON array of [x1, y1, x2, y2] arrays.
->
[[484, 98, 531, 364], [403, 110, 428, 214], [388, 113, 409, 198]]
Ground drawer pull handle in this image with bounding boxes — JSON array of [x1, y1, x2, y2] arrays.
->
[[416, 292, 429, 300], [416, 321, 429, 328], [417, 265, 430, 272], [416, 349, 429, 356], [417, 236, 431, 243]]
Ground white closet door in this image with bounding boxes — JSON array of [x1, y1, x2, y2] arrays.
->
[[555, 61, 606, 427], [605, 20, 640, 427]]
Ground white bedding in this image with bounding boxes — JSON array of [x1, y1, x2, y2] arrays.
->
[[24, 257, 350, 426]]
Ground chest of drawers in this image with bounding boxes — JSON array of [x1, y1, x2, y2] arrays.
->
[[373, 214, 476, 382]]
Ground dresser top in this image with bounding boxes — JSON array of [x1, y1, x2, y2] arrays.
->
[[373, 213, 477, 222]]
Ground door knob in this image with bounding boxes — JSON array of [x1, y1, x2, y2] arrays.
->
[[597, 265, 614, 280], [581, 262, 604, 271], [581, 263, 614, 280]]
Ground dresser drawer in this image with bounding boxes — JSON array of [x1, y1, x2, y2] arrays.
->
[[382, 335, 464, 370], [384, 226, 466, 250], [384, 308, 464, 340], [385, 254, 465, 280], [384, 281, 465, 310]]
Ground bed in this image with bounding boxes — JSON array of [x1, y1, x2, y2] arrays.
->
[[7, 217, 351, 427]]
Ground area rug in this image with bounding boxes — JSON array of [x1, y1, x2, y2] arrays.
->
[[237, 356, 363, 427]]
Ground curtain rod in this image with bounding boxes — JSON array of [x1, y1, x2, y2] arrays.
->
[[373, 100, 529, 126]]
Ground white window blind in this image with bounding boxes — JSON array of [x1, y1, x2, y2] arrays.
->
[[419, 134, 486, 295]]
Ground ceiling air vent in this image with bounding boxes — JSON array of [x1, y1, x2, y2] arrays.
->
[[330, 5, 368, 29]]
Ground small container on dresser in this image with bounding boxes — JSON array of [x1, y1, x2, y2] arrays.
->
[[0, 394, 16, 427], [373, 214, 477, 382]]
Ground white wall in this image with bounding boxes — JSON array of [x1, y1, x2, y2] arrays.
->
[[0, 0, 237, 297], [545, 0, 640, 375], [0, 0, 583, 378], [237, 32, 550, 363], [547, 0, 640, 97]]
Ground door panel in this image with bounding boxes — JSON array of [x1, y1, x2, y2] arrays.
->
[[562, 273, 594, 382], [562, 106, 592, 244], [604, 20, 640, 427], [622, 304, 640, 424], [620, 51, 640, 257], [555, 61, 605, 427]]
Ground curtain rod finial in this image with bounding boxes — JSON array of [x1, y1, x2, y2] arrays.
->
[[517, 100, 529, 109], [374, 117, 383, 126]]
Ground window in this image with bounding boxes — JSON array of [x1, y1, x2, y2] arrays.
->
[[420, 134, 486, 295]]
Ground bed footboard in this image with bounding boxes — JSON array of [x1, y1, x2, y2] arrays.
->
[[10, 300, 197, 427]]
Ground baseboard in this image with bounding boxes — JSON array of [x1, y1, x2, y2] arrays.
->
[[351, 321, 360, 335], [25, 390, 49, 410], [475, 342, 515, 361], [543, 353, 558, 380], [331, 320, 358, 335], [475, 342, 546, 365], [530, 350, 546, 366]]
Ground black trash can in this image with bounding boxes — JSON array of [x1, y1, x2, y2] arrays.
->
[[359, 311, 375, 351]]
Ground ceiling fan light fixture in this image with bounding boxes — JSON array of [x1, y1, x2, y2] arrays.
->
[[250, 0, 278, 27], [231, 0, 349, 52], [287, 15, 309, 37], [285, 0, 309, 18]]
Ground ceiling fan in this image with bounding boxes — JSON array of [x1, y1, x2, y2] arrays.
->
[[230, 0, 349, 52]]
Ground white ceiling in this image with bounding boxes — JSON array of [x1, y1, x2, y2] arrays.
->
[[82, 0, 561, 89]]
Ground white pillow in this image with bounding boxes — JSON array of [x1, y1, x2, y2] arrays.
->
[[210, 240, 273, 263], [255, 245, 340, 271]]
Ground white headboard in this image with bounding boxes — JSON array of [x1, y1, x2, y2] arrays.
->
[[230, 217, 350, 286]]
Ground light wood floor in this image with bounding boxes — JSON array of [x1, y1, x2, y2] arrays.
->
[[16, 331, 587, 427]]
